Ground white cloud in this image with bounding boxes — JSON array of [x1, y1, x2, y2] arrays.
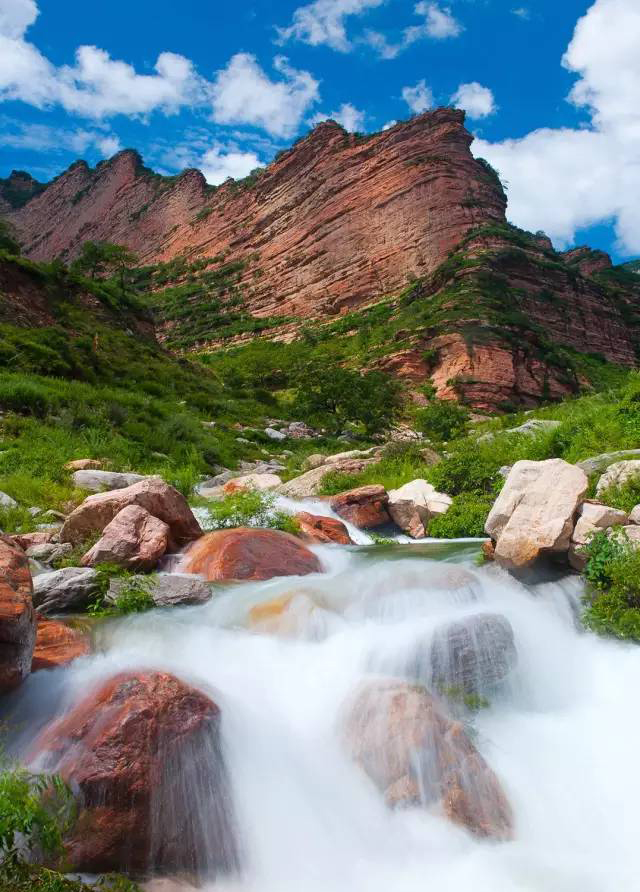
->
[[0, 0, 37, 39], [511, 7, 530, 19], [451, 82, 496, 119], [0, 116, 121, 156], [276, 0, 384, 52], [309, 102, 365, 131], [0, 2, 319, 141], [382, 119, 397, 130], [365, 1, 461, 58], [402, 79, 434, 113], [209, 53, 320, 139], [475, 0, 640, 254], [199, 146, 262, 185]]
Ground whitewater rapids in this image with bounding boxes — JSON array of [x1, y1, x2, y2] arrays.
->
[[8, 533, 640, 892]]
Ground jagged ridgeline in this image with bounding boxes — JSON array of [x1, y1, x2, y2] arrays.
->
[[1, 107, 640, 411]]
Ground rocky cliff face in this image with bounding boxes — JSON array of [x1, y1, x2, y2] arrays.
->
[[6, 109, 506, 318]]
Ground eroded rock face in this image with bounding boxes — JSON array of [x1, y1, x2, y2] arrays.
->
[[0, 536, 36, 694], [60, 478, 202, 549], [485, 459, 588, 569], [183, 528, 322, 582], [32, 618, 90, 671], [330, 485, 391, 529], [31, 671, 238, 877], [295, 512, 353, 545], [81, 505, 170, 570], [343, 680, 513, 840]]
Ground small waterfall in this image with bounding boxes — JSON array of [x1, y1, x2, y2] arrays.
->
[[7, 532, 640, 891]]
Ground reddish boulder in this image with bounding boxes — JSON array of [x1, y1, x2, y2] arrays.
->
[[31, 671, 238, 876], [295, 512, 353, 545], [60, 477, 202, 549], [330, 485, 390, 529], [344, 680, 513, 840], [0, 535, 36, 694], [183, 528, 322, 582], [32, 618, 90, 672], [10, 529, 59, 550], [81, 505, 170, 570]]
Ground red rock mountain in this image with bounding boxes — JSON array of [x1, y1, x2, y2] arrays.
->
[[3, 108, 640, 410]]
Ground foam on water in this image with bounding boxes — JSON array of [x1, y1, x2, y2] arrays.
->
[[9, 538, 640, 891]]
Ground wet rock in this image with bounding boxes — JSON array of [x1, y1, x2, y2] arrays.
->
[[10, 529, 59, 550], [183, 528, 322, 582], [71, 470, 148, 492], [222, 473, 282, 494], [0, 535, 36, 694], [343, 680, 513, 840], [64, 459, 103, 471], [330, 485, 391, 529], [60, 477, 202, 549], [388, 480, 452, 538], [485, 459, 588, 569], [31, 671, 239, 877], [0, 490, 18, 508], [426, 613, 517, 697], [81, 505, 170, 570], [295, 512, 353, 545], [107, 573, 213, 608], [32, 618, 90, 671], [595, 460, 640, 498], [33, 567, 99, 614]]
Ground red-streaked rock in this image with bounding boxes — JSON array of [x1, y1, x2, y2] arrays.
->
[[32, 618, 90, 671], [295, 512, 353, 545], [183, 528, 322, 582], [344, 680, 513, 840], [330, 485, 390, 529], [0, 535, 35, 694], [31, 671, 238, 876], [60, 477, 201, 549], [81, 504, 170, 570]]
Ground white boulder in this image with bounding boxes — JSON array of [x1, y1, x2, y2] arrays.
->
[[387, 480, 452, 539], [72, 470, 148, 492], [595, 461, 640, 498]]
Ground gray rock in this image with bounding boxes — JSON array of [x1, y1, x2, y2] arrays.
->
[[479, 419, 561, 443], [265, 427, 287, 441], [0, 491, 17, 509], [28, 507, 42, 517], [577, 449, 640, 476], [285, 421, 317, 439], [426, 613, 517, 697], [199, 470, 235, 490], [595, 460, 640, 497], [33, 567, 99, 614], [629, 505, 640, 525], [26, 542, 73, 564], [107, 573, 213, 608], [72, 470, 148, 492]]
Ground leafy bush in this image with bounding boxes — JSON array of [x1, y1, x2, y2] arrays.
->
[[597, 476, 640, 514], [582, 530, 640, 640], [203, 491, 300, 534], [415, 398, 469, 442], [428, 493, 493, 538]]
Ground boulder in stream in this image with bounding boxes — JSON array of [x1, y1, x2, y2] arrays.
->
[[330, 485, 391, 529], [81, 504, 170, 570], [33, 567, 99, 614], [31, 617, 90, 671], [183, 527, 322, 582], [0, 535, 36, 694], [344, 680, 513, 840], [31, 670, 239, 877], [107, 573, 213, 607], [387, 479, 452, 538], [295, 511, 353, 545]]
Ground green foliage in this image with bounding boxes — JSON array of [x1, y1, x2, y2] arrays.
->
[[583, 533, 640, 640], [0, 220, 20, 255], [70, 242, 138, 289], [428, 493, 493, 538], [203, 491, 300, 534], [86, 567, 155, 616], [597, 476, 640, 514], [293, 365, 401, 435], [580, 529, 628, 590], [415, 397, 469, 442], [0, 864, 142, 892]]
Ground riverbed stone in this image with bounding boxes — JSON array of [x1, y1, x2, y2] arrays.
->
[[330, 485, 391, 529], [81, 505, 170, 570], [32, 618, 90, 671], [71, 470, 148, 492], [0, 535, 36, 694], [33, 567, 99, 614], [571, 501, 629, 546], [107, 573, 213, 608], [388, 480, 452, 538], [295, 512, 353, 545], [595, 460, 640, 498], [222, 473, 282, 494]]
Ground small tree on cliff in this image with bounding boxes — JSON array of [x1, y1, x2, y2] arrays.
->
[[0, 220, 21, 255], [72, 242, 138, 293]]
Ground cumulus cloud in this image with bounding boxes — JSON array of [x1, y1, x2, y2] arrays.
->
[[309, 102, 365, 131], [475, 0, 640, 254], [0, 1, 319, 140], [451, 82, 496, 119], [365, 2, 462, 59], [0, 115, 121, 156], [276, 0, 384, 52], [209, 54, 319, 139], [150, 133, 264, 186], [511, 7, 530, 19], [402, 80, 434, 114], [199, 146, 262, 185]]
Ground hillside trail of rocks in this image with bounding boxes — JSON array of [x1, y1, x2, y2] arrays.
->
[[6, 526, 640, 892]]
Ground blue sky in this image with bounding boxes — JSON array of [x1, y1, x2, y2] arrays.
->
[[0, 0, 638, 262]]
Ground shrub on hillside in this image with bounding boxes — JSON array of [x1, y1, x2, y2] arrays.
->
[[428, 493, 493, 538], [203, 491, 300, 534], [415, 398, 469, 442], [582, 529, 640, 640]]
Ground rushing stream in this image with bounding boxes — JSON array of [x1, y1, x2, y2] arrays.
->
[[7, 501, 640, 892]]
